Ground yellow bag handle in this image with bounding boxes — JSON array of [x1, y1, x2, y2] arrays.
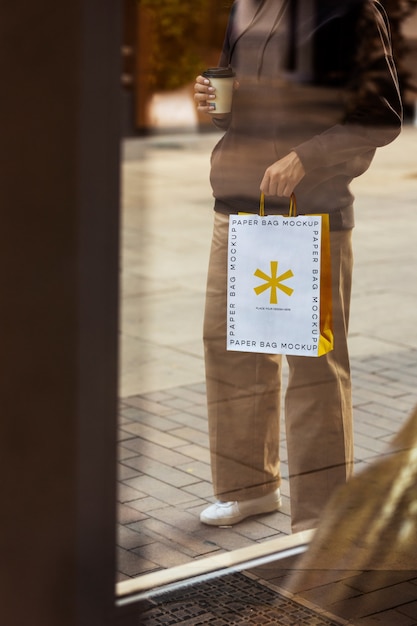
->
[[259, 192, 265, 216], [259, 192, 297, 217], [289, 193, 297, 217]]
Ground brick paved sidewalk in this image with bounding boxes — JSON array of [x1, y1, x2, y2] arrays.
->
[[117, 124, 417, 622], [116, 347, 417, 581]]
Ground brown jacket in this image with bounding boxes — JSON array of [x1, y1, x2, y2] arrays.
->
[[210, 0, 402, 229]]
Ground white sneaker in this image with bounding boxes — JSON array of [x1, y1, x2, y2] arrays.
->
[[200, 488, 282, 526]]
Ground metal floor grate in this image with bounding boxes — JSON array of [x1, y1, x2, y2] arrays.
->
[[140, 572, 342, 625]]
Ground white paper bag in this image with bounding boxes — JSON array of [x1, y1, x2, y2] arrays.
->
[[227, 206, 333, 357]]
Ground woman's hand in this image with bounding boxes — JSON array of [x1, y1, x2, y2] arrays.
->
[[194, 75, 216, 114], [194, 75, 238, 116], [260, 152, 306, 197]]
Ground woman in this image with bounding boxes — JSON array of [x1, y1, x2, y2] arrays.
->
[[194, 0, 402, 532]]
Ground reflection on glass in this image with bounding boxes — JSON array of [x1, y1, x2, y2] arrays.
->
[[116, 0, 415, 585], [287, 406, 417, 623]]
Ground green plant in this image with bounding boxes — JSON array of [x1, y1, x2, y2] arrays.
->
[[141, 0, 210, 91]]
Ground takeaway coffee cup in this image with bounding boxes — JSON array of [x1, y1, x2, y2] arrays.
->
[[202, 67, 235, 114]]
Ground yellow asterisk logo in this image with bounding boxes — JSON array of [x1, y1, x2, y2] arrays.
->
[[254, 261, 294, 304]]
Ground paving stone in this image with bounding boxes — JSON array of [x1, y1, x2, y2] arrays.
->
[[116, 525, 153, 550], [117, 427, 137, 442], [123, 475, 198, 506], [144, 506, 206, 532], [352, 445, 383, 463], [279, 444, 289, 463], [122, 437, 194, 465], [367, 353, 417, 371], [121, 455, 201, 488], [232, 517, 282, 542], [118, 503, 148, 525], [279, 478, 290, 497], [354, 610, 417, 625], [300, 579, 360, 607], [121, 421, 188, 448], [117, 483, 146, 504], [117, 463, 142, 481], [120, 410, 180, 432], [185, 382, 207, 394], [163, 386, 207, 405], [352, 432, 391, 455], [132, 541, 194, 569], [116, 546, 159, 577], [354, 391, 415, 414], [354, 376, 406, 399], [359, 371, 398, 385], [119, 406, 149, 420], [127, 496, 170, 513], [176, 460, 212, 482], [162, 409, 208, 432], [197, 527, 256, 552], [352, 416, 393, 440], [140, 390, 177, 403], [358, 412, 409, 434], [182, 480, 216, 499], [175, 443, 211, 463], [260, 510, 293, 535], [353, 460, 373, 475], [128, 517, 219, 557], [115, 572, 131, 583], [168, 426, 209, 448], [117, 444, 139, 461], [158, 396, 196, 410], [398, 600, 417, 620], [118, 415, 132, 426], [330, 582, 417, 620], [123, 394, 176, 417], [183, 499, 206, 511], [182, 403, 208, 419], [345, 571, 417, 594], [184, 503, 214, 524]]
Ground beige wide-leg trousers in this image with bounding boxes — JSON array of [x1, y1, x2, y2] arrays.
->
[[203, 212, 354, 532]]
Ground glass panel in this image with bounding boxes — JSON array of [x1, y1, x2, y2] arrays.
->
[[116, 2, 417, 604], [116, 125, 417, 585], [116, 131, 292, 581]]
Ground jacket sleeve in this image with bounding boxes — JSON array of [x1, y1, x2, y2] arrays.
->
[[293, 0, 402, 173]]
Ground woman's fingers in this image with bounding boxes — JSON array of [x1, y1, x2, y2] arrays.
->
[[194, 75, 216, 112], [260, 152, 306, 197]]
